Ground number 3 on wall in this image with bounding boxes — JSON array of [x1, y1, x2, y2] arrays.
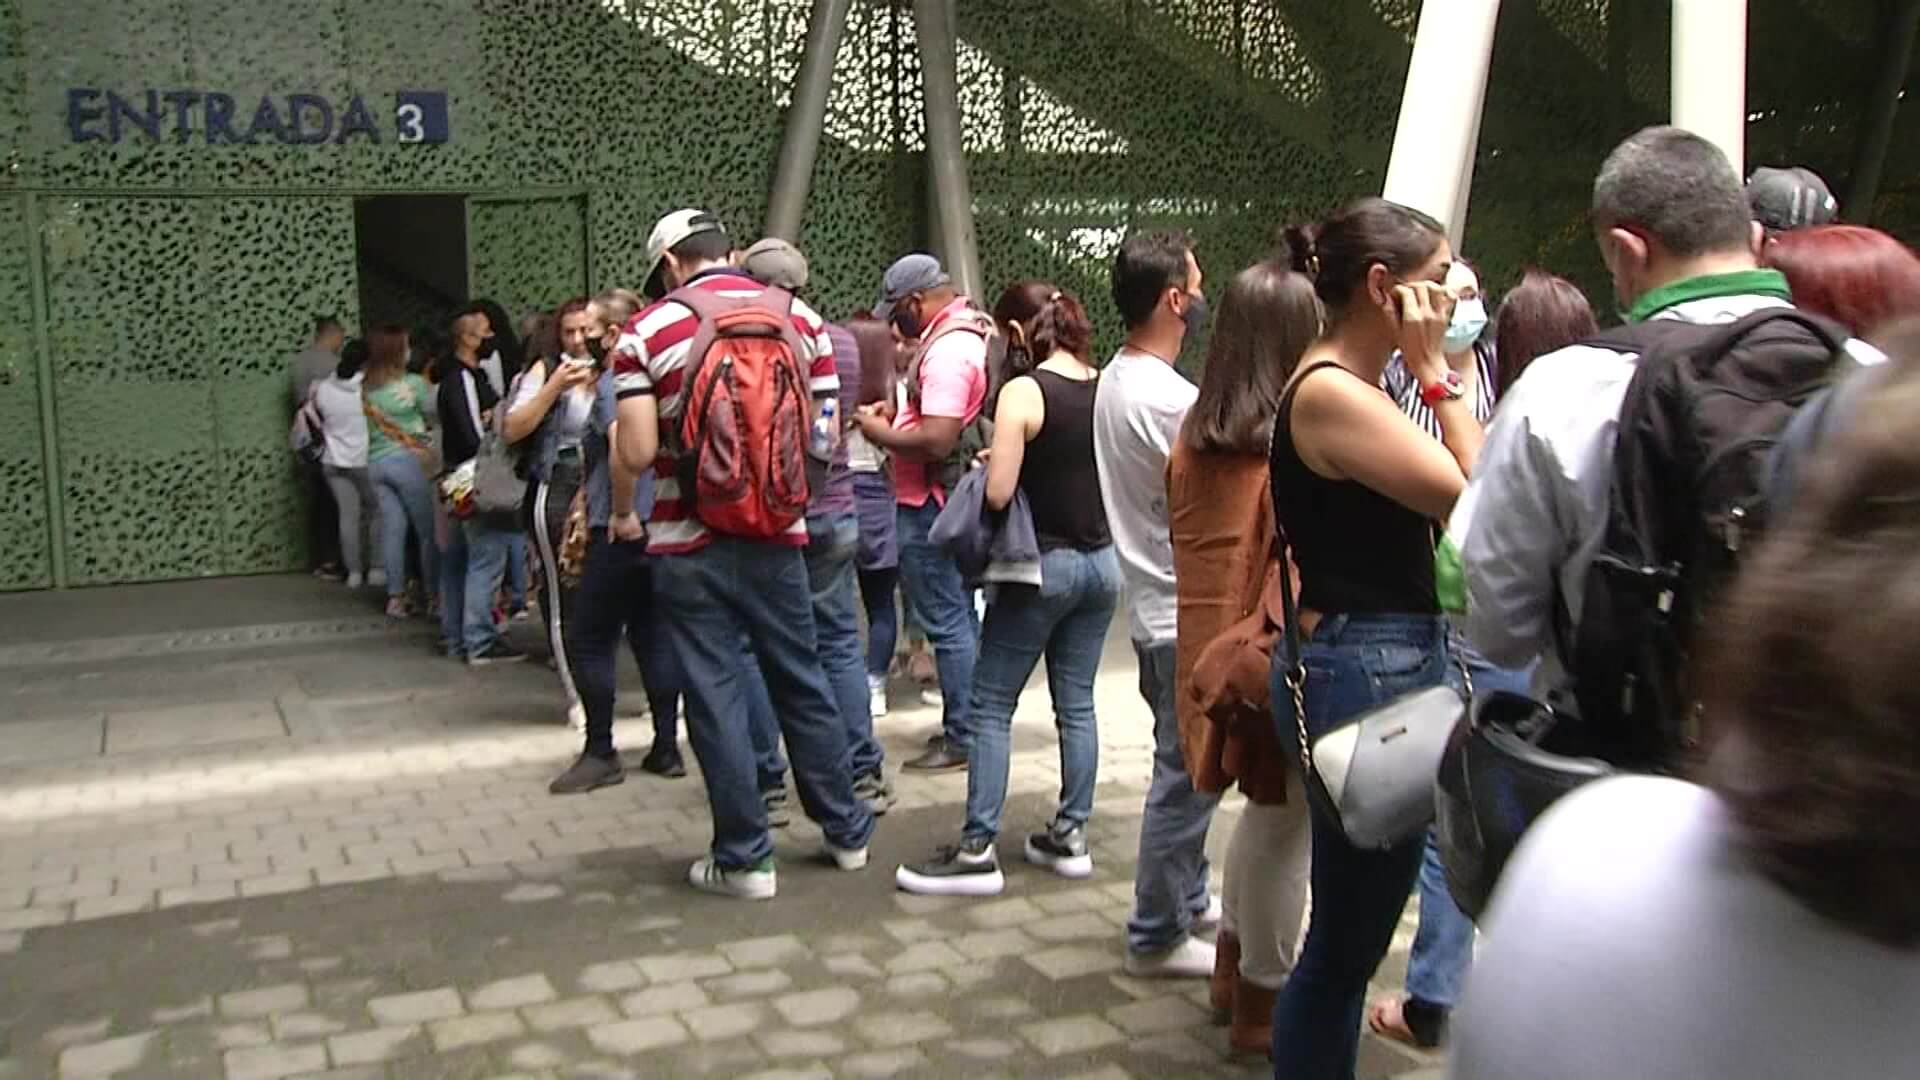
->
[[393, 92, 450, 145]]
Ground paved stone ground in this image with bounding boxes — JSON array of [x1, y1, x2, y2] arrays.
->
[[0, 577, 1443, 1080]]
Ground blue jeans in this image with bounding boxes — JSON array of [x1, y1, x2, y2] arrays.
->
[[1403, 640, 1532, 1011], [809, 513, 884, 778], [567, 532, 683, 757], [858, 566, 900, 680], [963, 546, 1121, 842], [440, 517, 515, 656], [1268, 613, 1454, 1080], [895, 500, 977, 749], [654, 537, 874, 868], [369, 453, 437, 601], [1128, 639, 1223, 953]]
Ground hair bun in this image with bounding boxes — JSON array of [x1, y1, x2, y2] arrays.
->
[[1280, 223, 1319, 277]]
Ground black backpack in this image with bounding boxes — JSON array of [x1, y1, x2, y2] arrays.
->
[[1566, 308, 1850, 769]]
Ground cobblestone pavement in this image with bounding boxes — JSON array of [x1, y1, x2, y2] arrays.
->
[[0, 579, 1442, 1080]]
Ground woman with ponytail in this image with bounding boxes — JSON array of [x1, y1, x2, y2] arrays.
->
[[1266, 198, 1481, 1079], [895, 283, 1122, 897]]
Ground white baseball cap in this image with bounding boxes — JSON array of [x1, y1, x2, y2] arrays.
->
[[642, 208, 728, 299]]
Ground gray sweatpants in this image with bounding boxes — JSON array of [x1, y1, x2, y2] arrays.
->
[[322, 465, 381, 577]]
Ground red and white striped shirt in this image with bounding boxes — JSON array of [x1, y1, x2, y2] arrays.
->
[[612, 271, 838, 555]]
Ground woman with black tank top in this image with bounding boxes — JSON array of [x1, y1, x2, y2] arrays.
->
[[1264, 198, 1484, 1080], [895, 283, 1122, 898]]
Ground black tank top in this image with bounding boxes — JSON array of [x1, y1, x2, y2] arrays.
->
[[1269, 361, 1438, 615], [1020, 370, 1111, 552]]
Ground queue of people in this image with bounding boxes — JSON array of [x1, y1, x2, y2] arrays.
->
[[285, 127, 1920, 1080]]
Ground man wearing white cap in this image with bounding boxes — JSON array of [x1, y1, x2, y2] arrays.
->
[[612, 209, 875, 900]]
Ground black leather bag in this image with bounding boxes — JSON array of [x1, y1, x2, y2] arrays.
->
[[1434, 691, 1615, 920]]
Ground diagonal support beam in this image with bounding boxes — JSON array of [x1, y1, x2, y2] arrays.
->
[[765, 0, 853, 241], [1672, 0, 1748, 176], [1846, 0, 1920, 220], [913, 0, 984, 302], [1382, 0, 1502, 243]]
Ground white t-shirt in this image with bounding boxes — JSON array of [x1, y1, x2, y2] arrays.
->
[[1092, 348, 1197, 644], [1450, 775, 1920, 1080], [312, 373, 369, 469]]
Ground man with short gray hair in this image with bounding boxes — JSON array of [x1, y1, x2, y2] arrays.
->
[[1446, 125, 1881, 724]]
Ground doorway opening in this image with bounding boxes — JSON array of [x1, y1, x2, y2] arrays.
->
[[353, 195, 468, 335]]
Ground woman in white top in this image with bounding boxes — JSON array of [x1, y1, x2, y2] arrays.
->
[[309, 338, 381, 588], [1449, 333, 1920, 1079]]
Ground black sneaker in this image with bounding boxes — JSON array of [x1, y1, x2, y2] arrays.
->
[[549, 752, 624, 795], [895, 836, 1004, 897], [467, 640, 527, 667], [1024, 820, 1094, 879], [903, 737, 967, 772], [639, 744, 686, 779], [763, 788, 792, 829], [853, 771, 897, 815]]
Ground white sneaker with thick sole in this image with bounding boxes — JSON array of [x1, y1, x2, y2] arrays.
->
[[367, 568, 389, 589], [1124, 934, 1217, 979], [566, 702, 586, 731], [687, 855, 776, 900], [822, 842, 870, 871], [918, 686, 943, 708], [868, 676, 889, 718], [345, 572, 364, 589]]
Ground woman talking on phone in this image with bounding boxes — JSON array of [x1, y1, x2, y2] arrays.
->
[[505, 298, 602, 729], [1266, 198, 1482, 1079]]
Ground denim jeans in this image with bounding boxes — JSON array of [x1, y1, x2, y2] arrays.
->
[[440, 517, 515, 656], [1128, 639, 1224, 954], [654, 537, 874, 868], [858, 566, 900, 680], [962, 546, 1121, 843], [369, 453, 437, 601], [808, 513, 884, 778], [1268, 612, 1454, 1080], [1403, 639, 1532, 1010], [566, 531, 683, 757], [895, 500, 978, 749]]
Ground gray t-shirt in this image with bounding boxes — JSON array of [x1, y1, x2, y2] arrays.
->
[[1092, 348, 1197, 644], [1450, 775, 1920, 1080]]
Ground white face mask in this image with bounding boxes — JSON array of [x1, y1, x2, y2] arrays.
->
[[1444, 297, 1489, 354]]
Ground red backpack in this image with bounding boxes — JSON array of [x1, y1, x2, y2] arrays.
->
[[669, 285, 813, 539]]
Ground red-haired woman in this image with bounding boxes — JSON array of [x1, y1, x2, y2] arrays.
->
[[1763, 224, 1920, 343], [895, 283, 1122, 897]]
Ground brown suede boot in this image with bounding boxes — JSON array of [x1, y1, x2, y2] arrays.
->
[[1230, 976, 1278, 1059], [1209, 930, 1239, 1021]]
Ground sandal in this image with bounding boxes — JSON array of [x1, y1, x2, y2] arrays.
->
[[1367, 995, 1445, 1050]]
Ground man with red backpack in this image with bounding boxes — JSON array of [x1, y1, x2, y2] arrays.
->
[[854, 253, 996, 773], [612, 208, 874, 900]]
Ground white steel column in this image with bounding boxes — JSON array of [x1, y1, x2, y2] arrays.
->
[[1672, 0, 1748, 176], [1381, 0, 1502, 241]]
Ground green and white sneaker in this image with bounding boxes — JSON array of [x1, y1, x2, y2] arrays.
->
[[688, 855, 776, 900]]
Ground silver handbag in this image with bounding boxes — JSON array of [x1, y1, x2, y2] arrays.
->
[[1278, 532, 1470, 851]]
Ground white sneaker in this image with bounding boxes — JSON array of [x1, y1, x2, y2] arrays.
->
[[823, 841, 870, 871], [868, 675, 889, 718], [566, 702, 586, 731], [345, 572, 364, 588], [1124, 935, 1217, 979], [367, 568, 389, 589], [919, 686, 943, 708], [687, 855, 776, 900], [1196, 893, 1223, 931]]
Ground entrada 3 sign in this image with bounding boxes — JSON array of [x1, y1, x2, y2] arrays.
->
[[64, 89, 451, 146]]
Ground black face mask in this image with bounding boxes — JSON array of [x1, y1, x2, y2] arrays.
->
[[586, 336, 608, 364], [479, 334, 498, 356], [890, 299, 922, 341]]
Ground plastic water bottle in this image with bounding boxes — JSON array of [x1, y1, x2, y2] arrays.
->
[[810, 398, 839, 459]]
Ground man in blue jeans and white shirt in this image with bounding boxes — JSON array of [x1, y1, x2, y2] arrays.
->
[[613, 209, 874, 900], [1092, 231, 1222, 978]]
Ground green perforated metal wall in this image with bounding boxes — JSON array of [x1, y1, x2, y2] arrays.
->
[[0, 0, 1909, 586]]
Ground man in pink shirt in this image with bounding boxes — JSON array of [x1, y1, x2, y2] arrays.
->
[[855, 253, 990, 772]]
